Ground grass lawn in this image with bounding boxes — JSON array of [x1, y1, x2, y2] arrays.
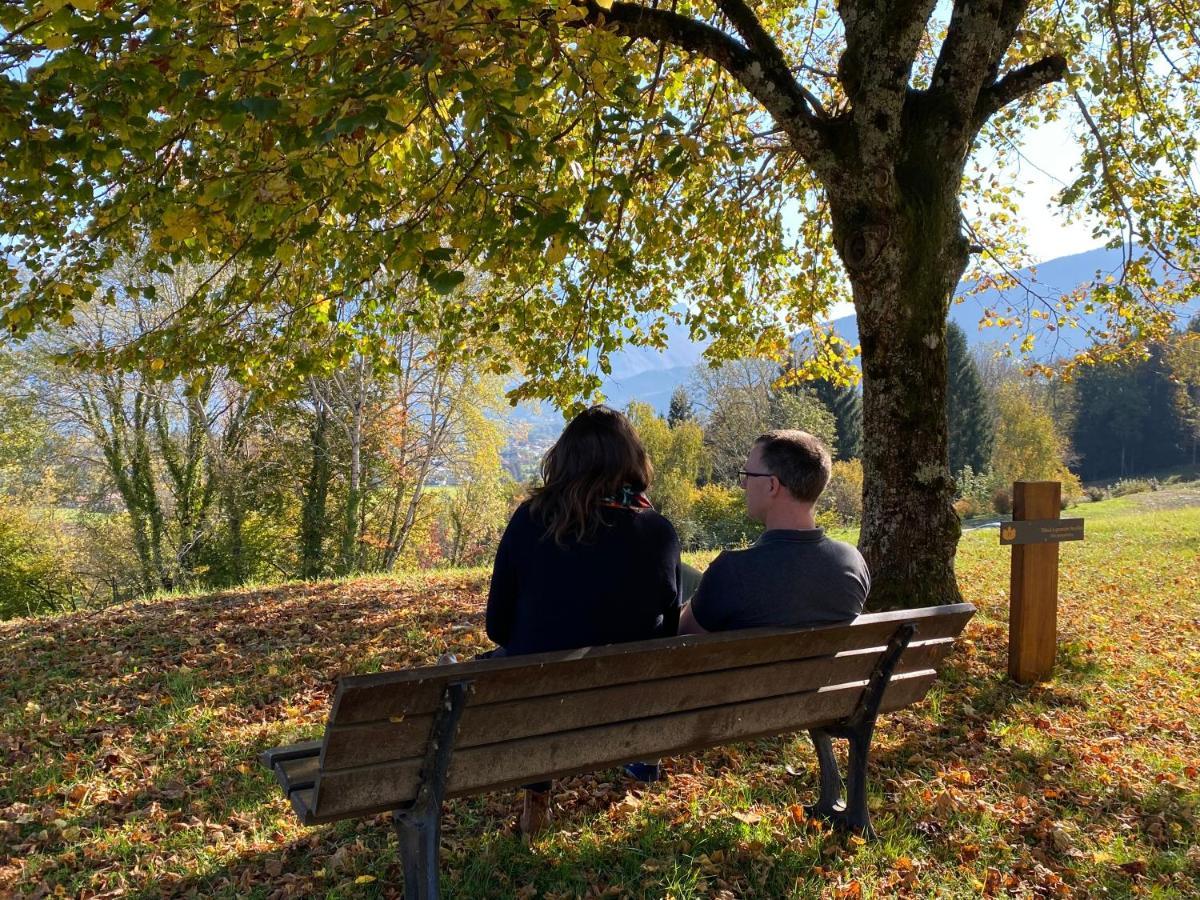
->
[[2, 490, 1198, 898]]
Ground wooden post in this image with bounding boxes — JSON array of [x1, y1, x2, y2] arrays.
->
[[1007, 482, 1061, 684]]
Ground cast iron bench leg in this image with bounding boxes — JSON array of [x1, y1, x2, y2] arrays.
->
[[392, 681, 469, 900], [808, 728, 844, 819], [804, 622, 917, 839]]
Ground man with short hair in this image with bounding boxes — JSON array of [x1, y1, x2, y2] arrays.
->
[[679, 430, 869, 633]]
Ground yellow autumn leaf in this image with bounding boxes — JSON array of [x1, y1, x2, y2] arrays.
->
[[42, 32, 73, 51], [545, 236, 568, 265], [354, 874, 376, 884]]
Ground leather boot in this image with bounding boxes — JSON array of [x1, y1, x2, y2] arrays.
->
[[519, 788, 552, 839]]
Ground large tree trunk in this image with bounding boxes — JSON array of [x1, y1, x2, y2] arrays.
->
[[829, 161, 969, 609]]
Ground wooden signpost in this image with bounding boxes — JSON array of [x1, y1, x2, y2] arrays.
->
[[1003, 482, 1085, 684]]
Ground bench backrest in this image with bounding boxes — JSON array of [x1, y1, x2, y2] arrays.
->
[[282, 603, 975, 824]]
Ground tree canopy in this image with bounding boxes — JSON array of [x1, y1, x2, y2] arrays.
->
[[4, 0, 1198, 605], [3, 1, 1195, 387]]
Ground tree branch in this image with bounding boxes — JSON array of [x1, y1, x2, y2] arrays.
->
[[973, 54, 1068, 128], [579, 1, 832, 167], [713, 0, 828, 119], [835, 0, 939, 162], [931, 0, 1033, 125]]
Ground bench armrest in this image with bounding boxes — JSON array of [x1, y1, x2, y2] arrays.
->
[[259, 739, 323, 770]]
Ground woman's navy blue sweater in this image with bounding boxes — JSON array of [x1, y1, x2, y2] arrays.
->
[[485, 500, 683, 655]]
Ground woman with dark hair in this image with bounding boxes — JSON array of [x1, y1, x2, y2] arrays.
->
[[485, 405, 682, 834]]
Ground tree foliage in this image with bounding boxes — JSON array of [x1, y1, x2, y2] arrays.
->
[[806, 377, 862, 462], [692, 359, 836, 484], [3, 0, 1193, 385], [666, 386, 696, 428], [626, 399, 708, 541], [991, 381, 1079, 498], [0, 503, 77, 618], [947, 322, 994, 475], [4, 0, 1199, 605], [1071, 342, 1192, 480], [1166, 317, 1200, 467]]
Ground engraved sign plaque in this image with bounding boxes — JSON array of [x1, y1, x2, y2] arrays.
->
[[1000, 518, 1084, 546]]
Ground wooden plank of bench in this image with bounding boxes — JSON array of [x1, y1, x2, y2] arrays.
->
[[274, 755, 320, 794], [259, 739, 323, 769], [319, 637, 956, 770], [307, 670, 936, 823], [329, 605, 975, 725]]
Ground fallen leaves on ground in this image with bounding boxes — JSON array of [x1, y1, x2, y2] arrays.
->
[[2, 500, 1199, 897]]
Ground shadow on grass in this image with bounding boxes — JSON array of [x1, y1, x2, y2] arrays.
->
[[3, 580, 1194, 898]]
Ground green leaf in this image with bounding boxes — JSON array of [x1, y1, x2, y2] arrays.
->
[[238, 97, 282, 120], [534, 209, 570, 244], [427, 270, 465, 295]]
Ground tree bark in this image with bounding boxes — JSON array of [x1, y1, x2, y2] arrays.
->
[[827, 151, 969, 609], [338, 392, 365, 576], [854, 266, 965, 608], [300, 402, 331, 580]]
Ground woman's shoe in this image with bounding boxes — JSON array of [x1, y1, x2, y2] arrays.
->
[[622, 761, 662, 783], [519, 788, 552, 839]]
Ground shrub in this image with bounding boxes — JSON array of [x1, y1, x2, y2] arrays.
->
[[1084, 486, 1109, 502], [818, 459, 863, 527], [0, 504, 78, 619], [953, 498, 976, 519], [955, 465, 1003, 520], [1059, 470, 1085, 508], [690, 484, 756, 549], [991, 486, 1013, 515], [1111, 477, 1154, 497], [652, 473, 700, 549], [72, 511, 148, 605]]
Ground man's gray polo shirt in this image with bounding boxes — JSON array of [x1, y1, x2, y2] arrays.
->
[[689, 528, 870, 631]]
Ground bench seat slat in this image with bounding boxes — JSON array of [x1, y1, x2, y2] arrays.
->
[[319, 638, 956, 771], [307, 670, 937, 823], [329, 605, 975, 726]]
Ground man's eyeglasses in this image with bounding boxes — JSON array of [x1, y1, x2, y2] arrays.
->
[[737, 469, 774, 481]]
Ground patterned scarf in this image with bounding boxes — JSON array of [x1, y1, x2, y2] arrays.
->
[[601, 485, 654, 510]]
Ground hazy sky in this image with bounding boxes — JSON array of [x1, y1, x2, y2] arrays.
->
[[818, 116, 1105, 322], [1003, 117, 1104, 263]]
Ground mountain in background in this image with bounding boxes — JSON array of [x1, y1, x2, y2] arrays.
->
[[594, 244, 1199, 413]]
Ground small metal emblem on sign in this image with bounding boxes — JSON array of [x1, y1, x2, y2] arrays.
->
[[999, 518, 1085, 545]]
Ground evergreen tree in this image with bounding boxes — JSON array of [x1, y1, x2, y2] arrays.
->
[[1072, 361, 1147, 480], [810, 378, 863, 461], [1073, 343, 1189, 480], [667, 387, 695, 428], [946, 322, 994, 474], [1168, 316, 1200, 465]]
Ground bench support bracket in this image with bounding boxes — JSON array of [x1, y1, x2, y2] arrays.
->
[[392, 681, 469, 900], [805, 622, 917, 839]]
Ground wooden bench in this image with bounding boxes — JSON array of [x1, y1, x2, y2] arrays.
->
[[260, 602, 974, 898]]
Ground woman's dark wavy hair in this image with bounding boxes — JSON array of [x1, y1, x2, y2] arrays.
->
[[528, 405, 653, 544]]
